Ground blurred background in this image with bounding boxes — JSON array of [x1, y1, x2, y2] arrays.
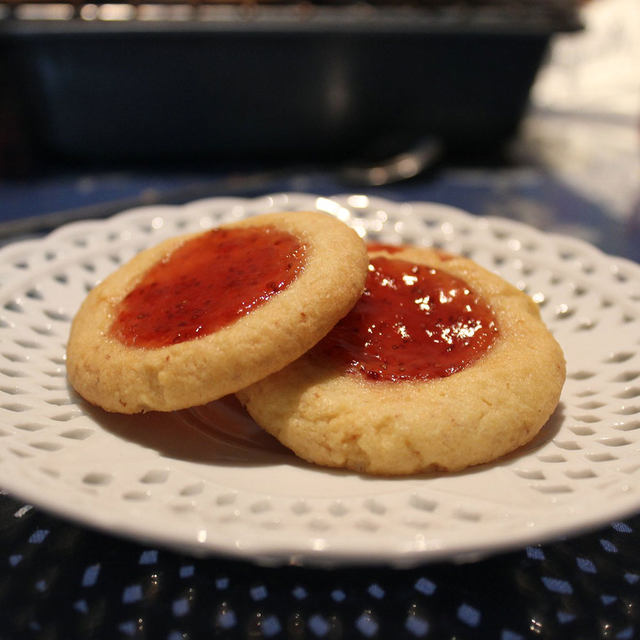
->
[[0, 0, 584, 170], [0, 0, 638, 257]]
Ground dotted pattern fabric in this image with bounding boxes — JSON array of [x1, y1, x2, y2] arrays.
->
[[1, 492, 639, 639]]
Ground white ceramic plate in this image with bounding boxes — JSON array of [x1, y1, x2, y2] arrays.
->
[[1, 193, 639, 567]]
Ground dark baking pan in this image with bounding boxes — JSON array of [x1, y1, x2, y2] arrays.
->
[[0, 2, 581, 166]]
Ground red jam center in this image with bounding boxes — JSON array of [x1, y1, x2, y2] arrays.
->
[[110, 226, 305, 348], [315, 256, 498, 381]]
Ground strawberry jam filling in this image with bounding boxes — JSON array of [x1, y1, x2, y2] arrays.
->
[[316, 256, 498, 381], [111, 226, 305, 348]]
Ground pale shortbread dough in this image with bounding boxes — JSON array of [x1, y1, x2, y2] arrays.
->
[[237, 246, 566, 475], [67, 211, 368, 413]]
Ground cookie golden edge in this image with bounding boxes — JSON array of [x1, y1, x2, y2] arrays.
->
[[66, 211, 369, 413], [237, 246, 567, 476]]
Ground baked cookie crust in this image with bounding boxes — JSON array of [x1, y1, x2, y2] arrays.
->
[[67, 211, 368, 413], [237, 246, 566, 475]]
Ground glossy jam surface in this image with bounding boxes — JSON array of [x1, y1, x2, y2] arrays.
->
[[111, 226, 305, 348], [316, 256, 498, 381]]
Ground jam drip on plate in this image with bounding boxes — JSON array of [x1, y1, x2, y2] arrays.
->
[[316, 256, 498, 381], [111, 226, 306, 348]]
